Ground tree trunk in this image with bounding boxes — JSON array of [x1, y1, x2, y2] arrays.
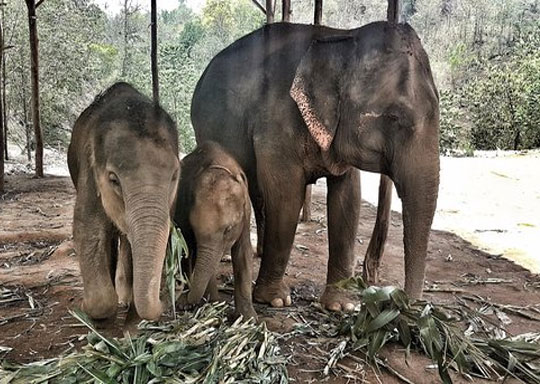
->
[[266, 0, 274, 23], [0, 15, 3, 193], [2, 40, 7, 162], [25, 0, 43, 177], [314, 0, 322, 25], [150, 0, 159, 105], [1, 4, 6, 162], [282, 0, 291, 22], [18, 54, 31, 162], [387, 0, 401, 23], [121, 0, 129, 78]]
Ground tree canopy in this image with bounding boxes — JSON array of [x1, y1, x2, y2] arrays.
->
[[1, 0, 538, 156]]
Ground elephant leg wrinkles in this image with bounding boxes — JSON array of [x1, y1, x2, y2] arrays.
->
[[322, 169, 361, 312], [231, 225, 257, 319], [253, 160, 305, 308], [74, 188, 118, 320]]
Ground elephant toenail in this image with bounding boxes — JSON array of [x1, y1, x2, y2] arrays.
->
[[327, 302, 341, 312], [271, 298, 284, 307], [284, 296, 292, 306], [344, 303, 355, 312]]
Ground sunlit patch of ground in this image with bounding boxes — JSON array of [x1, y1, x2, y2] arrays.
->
[[361, 150, 540, 273]]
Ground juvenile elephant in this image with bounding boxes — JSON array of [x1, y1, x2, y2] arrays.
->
[[192, 21, 439, 310], [68, 82, 180, 321], [174, 142, 256, 320]]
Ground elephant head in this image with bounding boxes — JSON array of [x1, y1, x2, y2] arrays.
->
[[92, 113, 179, 320], [185, 165, 248, 304], [290, 23, 440, 298]]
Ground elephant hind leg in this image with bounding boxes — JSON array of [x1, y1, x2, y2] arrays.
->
[[300, 185, 312, 222], [249, 183, 265, 259], [231, 226, 257, 320], [363, 174, 392, 285]]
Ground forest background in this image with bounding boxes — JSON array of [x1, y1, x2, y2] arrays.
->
[[1, 0, 539, 161]]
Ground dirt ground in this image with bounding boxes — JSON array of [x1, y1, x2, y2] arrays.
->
[[1, 173, 539, 383]]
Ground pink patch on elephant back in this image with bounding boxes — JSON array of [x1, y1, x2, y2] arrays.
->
[[290, 76, 333, 151]]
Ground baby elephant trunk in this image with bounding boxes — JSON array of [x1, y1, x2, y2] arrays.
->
[[126, 190, 170, 321], [187, 242, 222, 304]]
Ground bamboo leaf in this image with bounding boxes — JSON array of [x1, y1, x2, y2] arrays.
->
[[364, 309, 400, 333]]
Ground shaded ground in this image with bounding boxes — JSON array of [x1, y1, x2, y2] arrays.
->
[[1, 173, 539, 383]]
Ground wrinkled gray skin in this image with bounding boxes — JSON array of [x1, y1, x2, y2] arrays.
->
[[68, 82, 180, 321], [174, 142, 256, 320], [191, 22, 439, 310]]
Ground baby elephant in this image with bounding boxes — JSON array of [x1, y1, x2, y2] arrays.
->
[[68, 82, 179, 322], [175, 141, 256, 320]]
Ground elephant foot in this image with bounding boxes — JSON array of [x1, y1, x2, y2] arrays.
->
[[120, 304, 143, 336], [116, 285, 132, 307], [82, 288, 118, 320], [176, 293, 197, 311], [253, 280, 291, 308], [234, 305, 258, 322], [320, 285, 356, 312]]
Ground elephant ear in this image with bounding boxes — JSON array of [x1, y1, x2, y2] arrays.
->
[[290, 35, 352, 151]]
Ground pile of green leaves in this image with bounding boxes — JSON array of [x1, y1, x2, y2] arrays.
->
[[0, 303, 288, 384], [331, 277, 540, 384]]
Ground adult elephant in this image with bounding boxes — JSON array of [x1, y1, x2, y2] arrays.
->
[[191, 21, 439, 310]]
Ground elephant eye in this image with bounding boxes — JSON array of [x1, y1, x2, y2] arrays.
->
[[108, 172, 120, 187]]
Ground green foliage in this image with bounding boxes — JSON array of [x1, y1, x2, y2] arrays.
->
[[439, 90, 467, 155], [454, 26, 540, 151], [1, 305, 288, 383], [166, 224, 189, 318], [331, 277, 540, 384], [4, 0, 539, 156], [4, 0, 262, 154]]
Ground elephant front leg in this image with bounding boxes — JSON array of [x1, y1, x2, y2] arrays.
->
[[231, 226, 257, 320], [322, 169, 361, 312], [253, 166, 305, 308], [397, 167, 439, 300], [74, 201, 118, 320]]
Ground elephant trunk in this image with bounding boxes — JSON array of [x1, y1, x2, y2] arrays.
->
[[187, 243, 222, 304], [125, 188, 170, 321]]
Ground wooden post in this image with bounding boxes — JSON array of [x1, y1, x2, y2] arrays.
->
[[150, 0, 159, 105], [250, 0, 266, 15], [25, 0, 43, 178], [1, 3, 6, 162], [2, 41, 7, 162], [0, 11, 3, 192], [265, 0, 274, 23], [314, 0, 322, 25], [387, 0, 401, 24], [282, 0, 291, 22]]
